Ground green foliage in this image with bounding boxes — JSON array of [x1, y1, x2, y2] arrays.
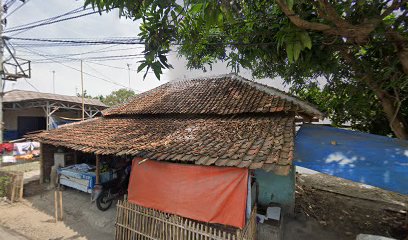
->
[[102, 88, 136, 106], [0, 175, 11, 198], [295, 83, 402, 137], [84, 0, 408, 137], [78, 88, 136, 107], [76, 90, 94, 99]]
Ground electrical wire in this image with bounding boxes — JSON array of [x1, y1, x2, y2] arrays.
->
[[6, 6, 87, 31], [5, 0, 30, 18], [83, 61, 142, 93], [23, 78, 39, 92], [8, 7, 92, 36], [4, 0, 17, 10], [14, 44, 135, 89], [4, 11, 99, 34], [8, 36, 144, 44], [14, 46, 147, 62]]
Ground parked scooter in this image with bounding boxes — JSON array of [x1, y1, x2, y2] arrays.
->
[[96, 165, 131, 211]]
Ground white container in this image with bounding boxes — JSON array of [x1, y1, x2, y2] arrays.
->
[[54, 153, 66, 167]]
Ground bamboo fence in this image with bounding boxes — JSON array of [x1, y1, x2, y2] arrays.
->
[[115, 200, 257, 240]]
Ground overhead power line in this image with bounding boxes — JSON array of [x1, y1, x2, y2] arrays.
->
[[4, 0, 17, 9], [5, 0, 30, 18], [7, 36, 144, 44], [13, 43, 138, 90], [4, 10, 99, 34], [6, 6, 87, 31], [15, 46, 146, 59]]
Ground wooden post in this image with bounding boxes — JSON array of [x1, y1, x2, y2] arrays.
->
[[18, 172, 24, 200], [95, 154, 100, 185], [59, 191, 63, 221], [54, 191, 58, 222], [39, 143, 44, 184], [73, 151, 78, 164]]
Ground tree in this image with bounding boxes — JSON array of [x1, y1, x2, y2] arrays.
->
[[76, 90, 93, 99], [102, 88, 136, 106], [86, 0, 408, 139]]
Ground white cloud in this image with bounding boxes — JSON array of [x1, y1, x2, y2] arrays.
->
[[325, 152, 357, 166]]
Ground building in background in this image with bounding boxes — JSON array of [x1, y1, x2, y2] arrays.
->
[[3, 90, 106, 140]]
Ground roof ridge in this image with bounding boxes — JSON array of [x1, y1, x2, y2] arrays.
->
[[103, 74, 323, 118], [167, 73, 323, 118], [230, 75, 324, 118]]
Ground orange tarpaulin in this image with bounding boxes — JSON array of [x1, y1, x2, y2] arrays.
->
[[128, 158, 249, 229]]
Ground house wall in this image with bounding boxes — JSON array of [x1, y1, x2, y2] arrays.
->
[[4, 108, 81, 140], [4, 108, 44, 130], [254, 165, 295, 215]]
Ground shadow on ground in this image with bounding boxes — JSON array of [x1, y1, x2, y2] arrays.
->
[[24, 180, 116, 240]]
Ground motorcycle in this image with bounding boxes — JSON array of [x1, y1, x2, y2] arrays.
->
[[96, 165, 131, 211]]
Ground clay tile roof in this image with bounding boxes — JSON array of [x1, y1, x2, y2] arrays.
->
[[103, 74, 323, 118], [32, 74, 322, 174], [32, 114, 295, 175]]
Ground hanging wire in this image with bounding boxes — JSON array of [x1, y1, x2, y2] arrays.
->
[[5, 0, 31, 18]]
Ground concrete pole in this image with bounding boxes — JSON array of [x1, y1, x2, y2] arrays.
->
[[0, 0, 4, 149], [127, 63, 131, 89], [81, 60, 84, 121], [52, 70, 55, 94]]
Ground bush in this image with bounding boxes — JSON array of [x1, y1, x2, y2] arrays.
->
[[0, 175, 11, 197]]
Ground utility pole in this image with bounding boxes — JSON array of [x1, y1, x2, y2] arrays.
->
[[81, 60, 84, 121], [127, 63, 131, 89], [52, 70, 55, 94], [0, 0, 4, 149]]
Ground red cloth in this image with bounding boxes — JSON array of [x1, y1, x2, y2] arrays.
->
[[128, 157, 248, 229], [0, 143, 14, 153]]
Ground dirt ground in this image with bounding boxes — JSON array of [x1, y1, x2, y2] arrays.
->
[[23, 181, 116, 240], [0, 168, 116, 240], [293, 172, 408, 240], [0, 199, 87, 240]]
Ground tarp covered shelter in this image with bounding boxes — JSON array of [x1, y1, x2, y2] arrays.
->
[[129, 158, 249, 228], [295, 124, 408, 194], [32, 74, 323, 227]]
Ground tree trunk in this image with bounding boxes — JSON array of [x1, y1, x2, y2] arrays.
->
[[372, 87, 408, 140], [386, 30, 408, 74], [339, 49, 408, 139]]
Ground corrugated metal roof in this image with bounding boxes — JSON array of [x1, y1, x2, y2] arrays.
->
[[3, 89, 107, 107]]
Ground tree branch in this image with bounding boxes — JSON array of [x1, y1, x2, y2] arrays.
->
[[275, 0, 333, 32], [381, 0, 406, 18], [275, 0, 392, 43]]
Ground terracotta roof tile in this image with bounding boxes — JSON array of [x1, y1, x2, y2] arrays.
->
[[103, 74, 323, 118], [33, 115, 295, 174]]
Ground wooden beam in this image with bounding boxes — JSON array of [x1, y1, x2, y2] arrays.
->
[[95, 154, 100, 185], [73, 151, 78, 164], [39, 143, 44, 184]]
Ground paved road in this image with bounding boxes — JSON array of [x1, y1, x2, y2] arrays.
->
[[0, 226, 28, 240]]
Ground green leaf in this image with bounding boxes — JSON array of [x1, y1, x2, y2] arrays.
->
[[190, 3, 203, 14], [286, 43, 294, 63], [151, 61, 162, 80], [137, 62, 148, 73], [293, 41, 302, 61], [299, 32, 312, 49], [286, 0, 294, 10]]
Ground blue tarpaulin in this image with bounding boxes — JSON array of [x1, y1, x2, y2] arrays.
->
[[295, 124, 408, 195]]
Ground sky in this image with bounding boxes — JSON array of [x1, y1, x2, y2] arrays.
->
[[3, 0, 286, 97]]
